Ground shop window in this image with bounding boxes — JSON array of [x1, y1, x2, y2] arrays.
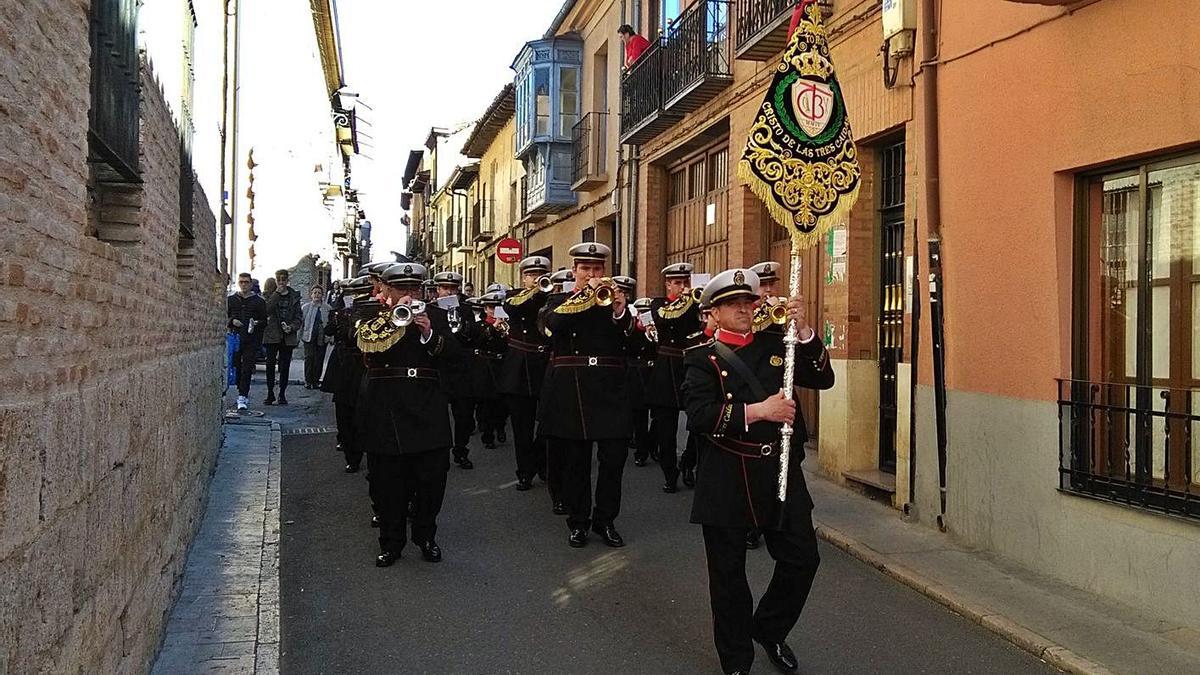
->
[[1064, 151, 1200, 520]]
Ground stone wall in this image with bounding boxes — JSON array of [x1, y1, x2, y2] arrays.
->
[[0, 1, 225, 672]]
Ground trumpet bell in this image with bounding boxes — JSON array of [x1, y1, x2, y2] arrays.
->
[[391, 300, 426, 327], [690, 287, 704, 303], [767, 303, 789, 325], [594, 285, 614, 306], [537, 275, 555, 293]]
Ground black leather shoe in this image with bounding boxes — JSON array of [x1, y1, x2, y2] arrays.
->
[[459, 457, 474, 470], [419, 540, 442, 563], [552, 501, 568, 515], [567, 528, 588, 548], [754, 638, 798, 673], [634, 456, 648, 467], [515, 477, 533, 491], [344, 463, 360, 474], [662, 481, 678, 494], [727, 670, 750, 675], [264, 394, 276, 406], [370, 515, 379, 528], [375, 551, 400, 567], [682, 467, 696, 488], [591, 523, 625, 548], [277, 393, 288, 406], [746, 531, 762, 550], [335, 442, 344, 454]]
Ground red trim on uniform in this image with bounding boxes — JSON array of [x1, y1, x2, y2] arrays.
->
[[715, 329, 753, 348], [704, 325, 715, 338], [667, 293, 679, 302]]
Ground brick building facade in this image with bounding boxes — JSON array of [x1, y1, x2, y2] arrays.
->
[[0, 1, 225, 671]]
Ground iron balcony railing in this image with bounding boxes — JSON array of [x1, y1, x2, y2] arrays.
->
[[571, 112, 609, 187], [736, 0, 794, 48], [1057, 378, 1198, 520], [89, 0, 141, 179], [620, 37, 668, 140], [662, 0, 733, 111]]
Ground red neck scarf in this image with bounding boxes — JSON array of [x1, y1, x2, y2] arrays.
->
[[715, 329, 753, 348]]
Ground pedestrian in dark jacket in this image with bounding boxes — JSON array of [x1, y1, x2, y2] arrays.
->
[[227, 272, 268, 411], [263, 269, 303, 405]]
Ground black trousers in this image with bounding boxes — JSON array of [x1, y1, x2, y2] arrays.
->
[[651, 407, 681, 483], [510, 396, 544, 480], [302, 340, 327, 386], [368, 449, 450, 554], [562, 438, 628, 529], [334, 400, 362, 468], [449, 397, 476, 456], [545, 436, 565, 505], [701, 517, 821, 674], [680, 431, 698, 471], [632, 407, 654, 460], [264, 344, 295, 395], [478, 397, 508, 442], [234, 337, 261, 397]]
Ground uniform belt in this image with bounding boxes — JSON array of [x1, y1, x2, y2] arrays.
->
[[367, 366, 439, 381], [655, 346, 684, 358], [708, 435, 779, 459], [551, 356, 625, 368], [473, 349, 503, 360], [508, 337, 548, 354]]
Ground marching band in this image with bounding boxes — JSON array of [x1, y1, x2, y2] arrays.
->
[[319, 242, 834, 675]]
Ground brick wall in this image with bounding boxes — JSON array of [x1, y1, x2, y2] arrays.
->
[[0, 2, 225, 672]]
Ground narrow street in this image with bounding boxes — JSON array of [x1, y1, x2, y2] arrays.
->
[[277, 391, 1052, 675]]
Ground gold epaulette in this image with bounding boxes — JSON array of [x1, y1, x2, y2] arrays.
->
[[553, 289, 595, 315], [656, 295, 695, 320], [751, 305, 772, 333], [355, 310, 405, 353], [507, 286, 539, 307]]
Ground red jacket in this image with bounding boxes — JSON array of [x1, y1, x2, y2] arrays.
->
[[625, 34, 651, 67]]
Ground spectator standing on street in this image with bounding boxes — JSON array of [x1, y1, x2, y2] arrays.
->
[[227, 272, 268, 411], [301, 285, 332, 389], [263, 269, 302, 405], [618, 24, 651, 70]]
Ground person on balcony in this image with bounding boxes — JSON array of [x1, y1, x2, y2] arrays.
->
[[619, 24, 652, 70]]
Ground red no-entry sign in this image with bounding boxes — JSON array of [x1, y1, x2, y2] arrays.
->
[[496, 238, 522, 264]]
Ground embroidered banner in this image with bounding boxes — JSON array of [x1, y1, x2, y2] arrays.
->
[[738, 0, 861, 252]]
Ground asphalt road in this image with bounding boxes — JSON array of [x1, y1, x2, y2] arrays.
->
[[279, 425, 1055, 675]]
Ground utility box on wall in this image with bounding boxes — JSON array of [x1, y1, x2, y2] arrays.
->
[[882, 0, 916, 55]]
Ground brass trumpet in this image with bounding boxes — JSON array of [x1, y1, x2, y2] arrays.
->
[[592, 277, 618, 306], [689, 287, 704, 303], [391, 300, 426, 327], [536, 275, 555, 293], [494, 318, 510, 337], [767, 303, 789, 325]]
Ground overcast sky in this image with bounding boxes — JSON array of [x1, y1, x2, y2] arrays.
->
[[335, 0, 568, 260]]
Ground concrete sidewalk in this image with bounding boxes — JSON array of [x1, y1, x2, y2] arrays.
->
[[150, 415, 281, 674], [806, 471, 1200, 675]]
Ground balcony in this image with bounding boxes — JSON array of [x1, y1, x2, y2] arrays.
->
[[619, 38, 682, 146], [735, 0, 832, 61], [472, 200, 493, 243], [571, 112, 609, 191], [662, 0, 733, 113]]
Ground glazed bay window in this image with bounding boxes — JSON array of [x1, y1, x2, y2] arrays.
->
[[1062, 152, 1200, 519], [511, 35, 581, 215]]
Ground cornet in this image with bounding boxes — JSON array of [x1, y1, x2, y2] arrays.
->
[[391, 301, 426, 327], [593, 277, 618, 306]]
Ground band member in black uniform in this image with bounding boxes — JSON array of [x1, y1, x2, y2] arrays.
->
[[682, 268, 833, 675], [744, 261, 787, 550], [644, 263, 702, 493], [540, 242, 636, 548], [431, 271, 480, 469], [357, 263, 462, 566], [496, 256, 553, 491], [629, 296, 657, 467], [475, 290, 509, 449], [321, 275, 373, 472], [537, 267, 574, 513]]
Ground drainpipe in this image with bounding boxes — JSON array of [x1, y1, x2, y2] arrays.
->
[[919, 0, 949, 532]]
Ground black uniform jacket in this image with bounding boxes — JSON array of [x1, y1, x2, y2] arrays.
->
[[437, 294, 479, 399], [356, 305, 462, 456], [495, 288, 551, 397], [645, 296, 701, 409], [318, 303, 347, 396], [682, 330, 833, 530], [469, 318, 507, 399], [625, 325, 656, 411], [536, 290, 636, 440]]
